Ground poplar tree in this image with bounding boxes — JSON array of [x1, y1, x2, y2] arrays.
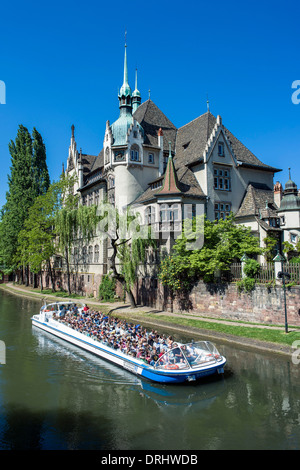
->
[[0, 125, 34, 272], [0, 125, 50, 274], [32, 127, 50, 197]]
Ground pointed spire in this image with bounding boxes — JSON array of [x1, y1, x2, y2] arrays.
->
[[119, 32, 131, 98], [206, 94, 210, 112], [157, 142, 181, 195], [118, 34, 132, 114], [135, 67, 138, 91], [123, 42, 128, 88], [132, 67, 141, 113]]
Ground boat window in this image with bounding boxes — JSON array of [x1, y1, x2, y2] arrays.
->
[[155, 346, 189, 370], [181, 342, 222, 367]]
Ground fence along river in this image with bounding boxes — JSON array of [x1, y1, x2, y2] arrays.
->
[[0, 289, 300, 450]]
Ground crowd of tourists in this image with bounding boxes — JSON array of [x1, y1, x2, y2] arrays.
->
[[53, 303, 182, 366]]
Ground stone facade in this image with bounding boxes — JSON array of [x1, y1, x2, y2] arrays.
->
[[136, 279, 300, 327]]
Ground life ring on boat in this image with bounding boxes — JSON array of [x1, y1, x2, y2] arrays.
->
[[164, 364, 179, 370]]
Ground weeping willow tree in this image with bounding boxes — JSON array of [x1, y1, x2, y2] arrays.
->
[[54, 174, 99, 294], [55, 204, 98, 294], [98, 202, 155, 308]]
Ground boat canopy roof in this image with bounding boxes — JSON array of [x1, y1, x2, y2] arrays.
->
[[155, 341, 222, 371], [41, 301, 85, 310]]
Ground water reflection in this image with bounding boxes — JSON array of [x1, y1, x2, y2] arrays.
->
[[0, 290, 300, 450]]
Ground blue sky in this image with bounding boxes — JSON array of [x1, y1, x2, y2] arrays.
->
[[0, 0, 300, 209]]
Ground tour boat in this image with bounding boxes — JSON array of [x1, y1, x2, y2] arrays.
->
[[31, 301, 226, 384]]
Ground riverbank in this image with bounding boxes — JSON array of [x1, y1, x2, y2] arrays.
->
[[1, 282, 299, 357]]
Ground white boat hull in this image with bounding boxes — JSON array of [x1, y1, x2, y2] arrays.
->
[[32, 315, 226, 384]]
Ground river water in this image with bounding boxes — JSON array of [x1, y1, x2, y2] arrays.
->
[[0, 289, 299, 451]]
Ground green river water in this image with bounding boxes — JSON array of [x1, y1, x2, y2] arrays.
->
[[0, 289, 299, 450]]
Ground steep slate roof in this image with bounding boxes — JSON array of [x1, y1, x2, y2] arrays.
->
[[174, 110, 280, 172], [78, 101, 280, 204], [81, 153, 97, 177], [90, 148, 104, 172], [175, 112, 216, 167], [133, 99, 177, 153], [223, 126, 279, 171], [235, 182, 278, 218]]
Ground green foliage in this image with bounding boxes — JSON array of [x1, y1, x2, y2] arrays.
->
[[263, 235, 279, 261], [159, 214, 262, 293], [119, 236, 153, 293], [0, 125, 50, 272], [96, 202, 155, 306], [236, 277, 256, 293], [159, 254, 194, 293], [98, 275, 116, 301], [32, 128, 50, 197], [243, 259, 261, 278], [15, 180, 62, 273]]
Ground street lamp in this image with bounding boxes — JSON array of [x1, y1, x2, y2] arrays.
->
[[273, 251, 290, 334]]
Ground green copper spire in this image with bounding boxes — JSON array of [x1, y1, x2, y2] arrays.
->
[[119, 39, 132, 99], [111, 38, 134, 145]]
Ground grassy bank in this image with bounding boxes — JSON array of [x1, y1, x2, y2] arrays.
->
[[142, 314, 300, 348]]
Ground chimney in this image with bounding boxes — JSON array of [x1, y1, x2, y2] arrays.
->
[[274, 181, 283, 208], [158, 128, 164, 176]]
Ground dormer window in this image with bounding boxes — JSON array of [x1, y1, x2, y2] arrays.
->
[[218, 142, 224, 156], [151, 180, 162, 190]]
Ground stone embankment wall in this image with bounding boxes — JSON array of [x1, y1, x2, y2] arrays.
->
[[135, 279, 300, 327]]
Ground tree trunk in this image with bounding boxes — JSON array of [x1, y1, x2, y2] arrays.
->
[[25, 265, 29, 287], [65, 246, 71, 295], [47, 259, 56, 292], [126, 289, 136, 308], [39, 269, 43, 292], [110, 237, 136, 308]]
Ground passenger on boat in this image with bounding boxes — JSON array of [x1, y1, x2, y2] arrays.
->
[[56, 308, 181, 366]]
